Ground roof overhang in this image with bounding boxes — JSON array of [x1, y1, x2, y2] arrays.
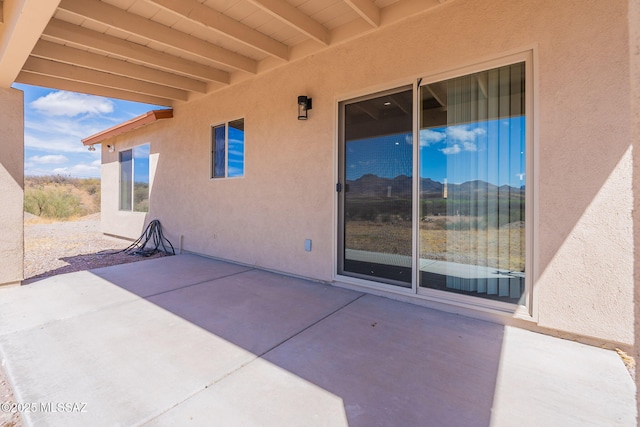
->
[[82, 108, 173, 146], [0, 0, 61, 87], [0, 0, 455, 106]]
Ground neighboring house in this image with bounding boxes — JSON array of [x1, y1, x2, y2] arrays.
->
[[0, 0, 639, 407]]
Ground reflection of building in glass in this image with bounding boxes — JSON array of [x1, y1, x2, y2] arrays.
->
[[443, 178, 448, 199]]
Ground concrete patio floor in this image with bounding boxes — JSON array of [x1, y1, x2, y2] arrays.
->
[[0, 254, 635, 426]]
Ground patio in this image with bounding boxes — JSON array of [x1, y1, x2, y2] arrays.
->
[[0, 254, 635, 426]]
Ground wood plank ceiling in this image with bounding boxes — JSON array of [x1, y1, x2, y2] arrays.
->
[[13, 0, 450, 106]]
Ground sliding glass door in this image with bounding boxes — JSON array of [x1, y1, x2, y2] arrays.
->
[[418, 62, 526, 304], [338, 87, 413, 287], [338, 58, 529, 306]]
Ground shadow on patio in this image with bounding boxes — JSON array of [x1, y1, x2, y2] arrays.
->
[[0, 254, 635, 426]]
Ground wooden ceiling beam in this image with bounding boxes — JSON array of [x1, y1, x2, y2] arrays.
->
[[148, 0, 289, 61], [23, 56, 190, 101], [16, 71, 172, 106], [343, 0, 380, 27], [31, 40, 208, 93], [247, 0, 330, 45], [425, 82, 447, 108], [43, 19, 230, 84], [58, 0, 257, 73]]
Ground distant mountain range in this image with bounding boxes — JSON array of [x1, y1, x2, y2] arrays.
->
[[345, 174, 524, 198]]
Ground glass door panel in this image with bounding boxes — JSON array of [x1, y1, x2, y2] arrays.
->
[[418, 62, 526, 304], [339, 88, 413, 287]]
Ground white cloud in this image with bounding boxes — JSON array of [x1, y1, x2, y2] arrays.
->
[[27, 154, 68, 164], [30, 91, 114, 117], [25, 118, 99, 140], [438, 125, 486, 155], [420, 129, 446, 146], [446, 126, 486, 143], [462, 141, 477, 152], [441, 144, 461, 155], [52, 162, 101, 178], [25, 133, 93, 153]]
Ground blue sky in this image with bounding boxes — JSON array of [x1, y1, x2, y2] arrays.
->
[[346, 117, 526, 188], [13, 83, 163, 178]]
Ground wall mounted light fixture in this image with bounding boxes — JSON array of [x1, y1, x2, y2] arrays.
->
[[298, 95, 312, 120], [88, 145, 96, 152], [107, 144, 115, 153]]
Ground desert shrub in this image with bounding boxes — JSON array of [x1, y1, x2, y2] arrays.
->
[[24, 187, 86, 219], [24, 175, 102, 216], [133, 183, 149, 212]]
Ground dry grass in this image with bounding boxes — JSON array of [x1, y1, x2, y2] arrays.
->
[[345, 221, 413, 256], [345, 219, 525, 271], [23, 213, 168, 281], [616, 349, 636, 380]]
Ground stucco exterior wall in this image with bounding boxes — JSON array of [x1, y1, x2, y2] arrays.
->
[[630, 0, 640, 405], [102, 0, 634, 345], [0, 87, 23, 286], [100, 141, 158, 239]]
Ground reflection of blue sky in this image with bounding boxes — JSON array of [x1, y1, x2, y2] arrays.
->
[[133, 143, 150, 184], [228, 127, 244, 177], [346, 117, 525, 188], [421, 116, 525, 187], [346, 133, 412, 180]]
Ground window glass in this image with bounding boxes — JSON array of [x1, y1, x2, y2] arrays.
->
[[133, 144, 150, 212], [119, 149, 132, 211], [419, 62, 526, 304], [211, 119, 244, 179], [228, 119, 245, 178], [212, 125, 226, 178], [119, 144, 150, 212]]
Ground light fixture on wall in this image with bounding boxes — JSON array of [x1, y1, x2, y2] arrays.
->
[[297, 95, 312, 120], [88, 145, 96, 152], [107, 144, 115, 153]]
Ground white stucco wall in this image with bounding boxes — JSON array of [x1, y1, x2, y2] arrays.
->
[[0, 87, 24, 286], [101, 0, 634, 346]]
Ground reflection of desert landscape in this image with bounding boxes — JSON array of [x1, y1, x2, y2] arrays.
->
[[345, 219, 524, 272], [420, 217, 525, 271], [344, 174, 525, 272]]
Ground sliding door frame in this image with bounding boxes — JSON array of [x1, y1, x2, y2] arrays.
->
[[337, 84, 417, 290], [334, 49, 535, 320]]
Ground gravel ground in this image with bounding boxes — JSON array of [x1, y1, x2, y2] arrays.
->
[[1, 214, 171, 427], [24, 213, 168, 281]]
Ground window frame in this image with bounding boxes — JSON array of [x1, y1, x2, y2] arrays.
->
[[210, 118, 245, 180], [414, 51, 534, 318], [118, 143, 150, 213]]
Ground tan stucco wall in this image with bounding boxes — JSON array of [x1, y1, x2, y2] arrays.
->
[[630, 0, 640, 409], [100, 142, 158, 239], [0, 87, 23, 286], [102, 0, 634, 346]]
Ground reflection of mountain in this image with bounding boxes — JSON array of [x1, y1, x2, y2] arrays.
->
[[347, 174, 412, 197], [346, 175, 524, 198]]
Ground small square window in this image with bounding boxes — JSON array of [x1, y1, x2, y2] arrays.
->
[[212, 118, 244, 178]]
